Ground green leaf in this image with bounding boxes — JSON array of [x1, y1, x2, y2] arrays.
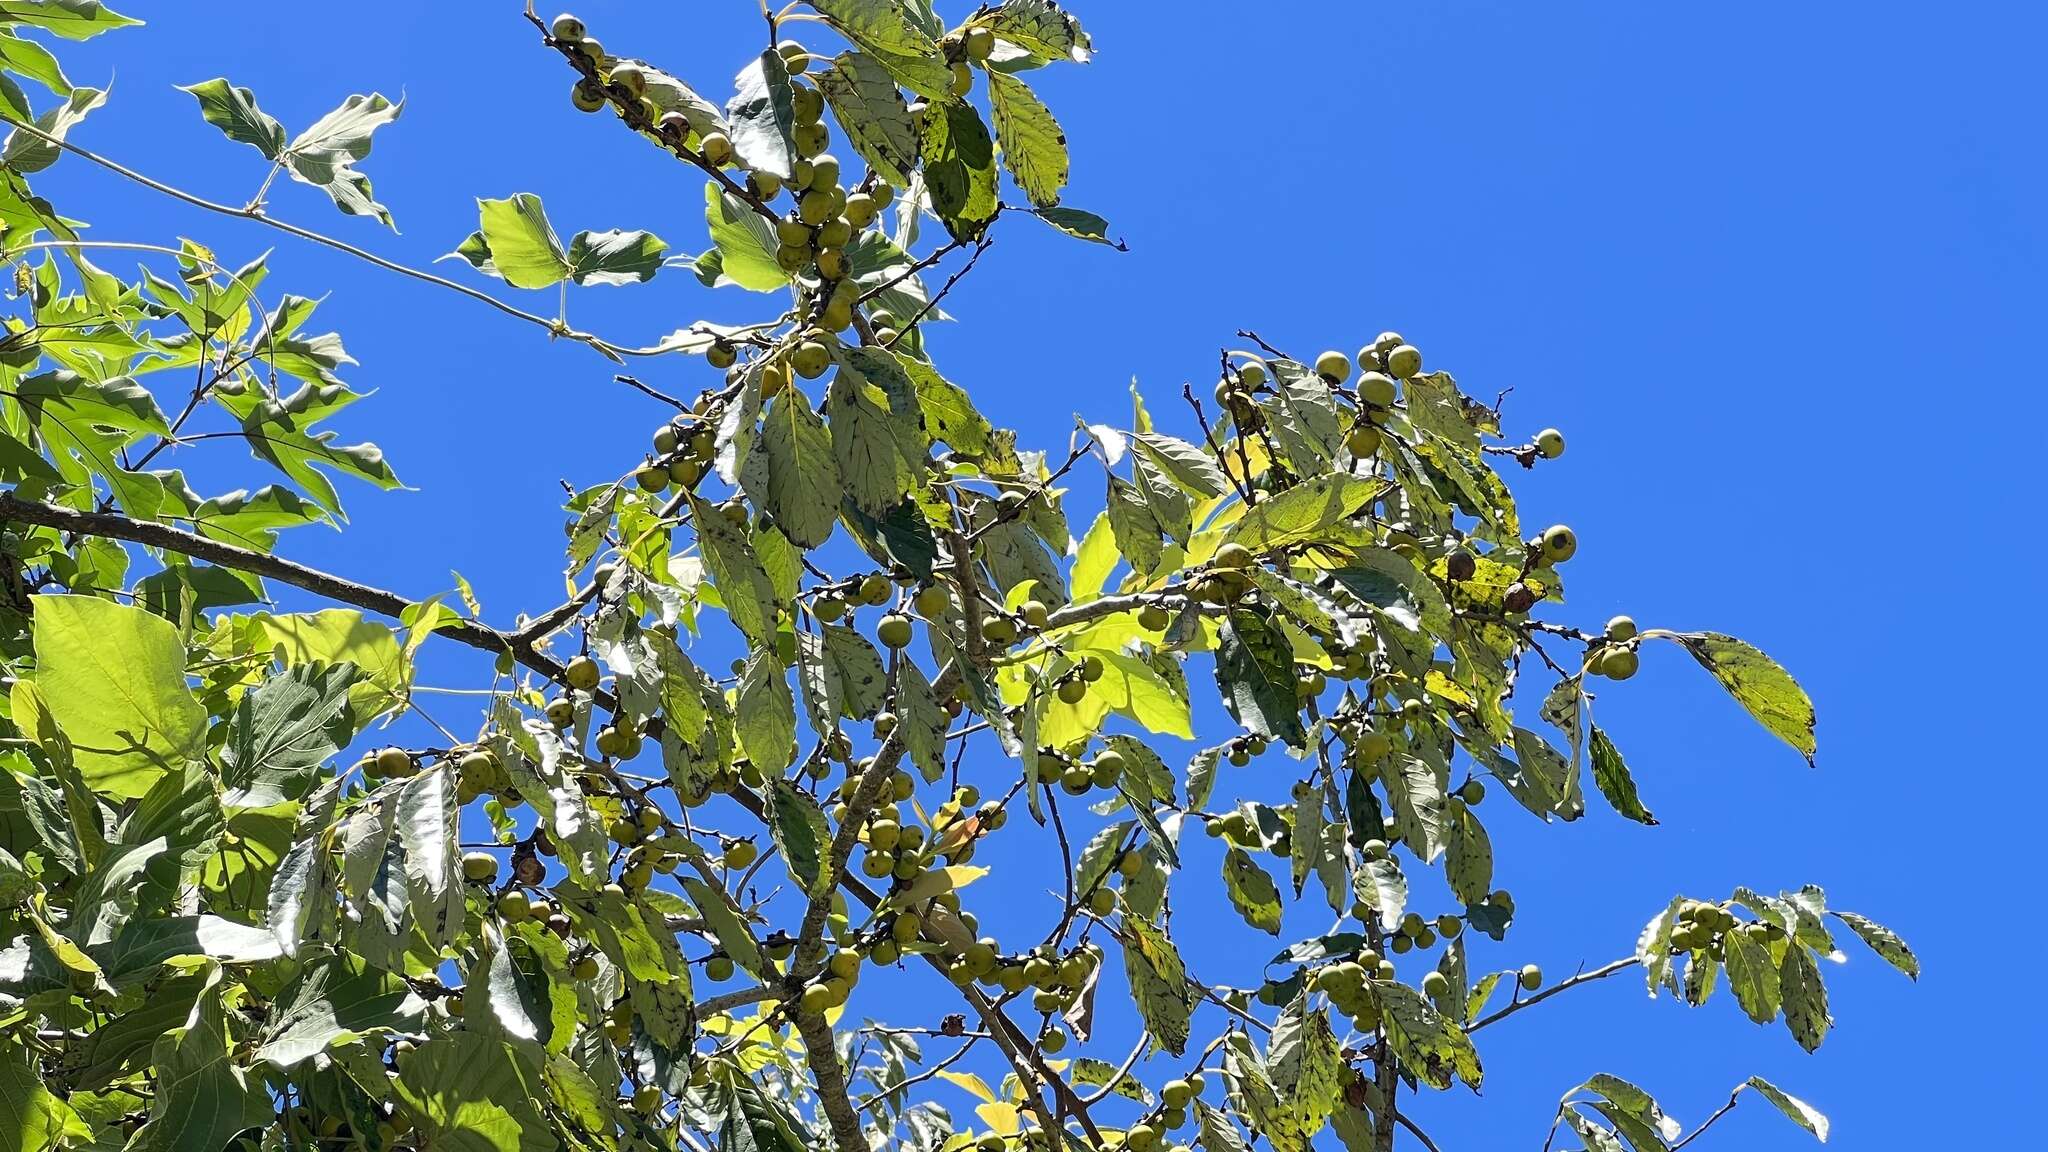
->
[[564, 227, 667, 286], [1779, 943, 1830, 1052], [281, 91, 402, 227], [125, 967, 275, 1152], [985, 69, 1067, 207], [1577, 1073, 1680, 1150], [768, 778, 833, 897], [1372, 979, 1482, 1090], [1266, 993, 1345, 1142], [761, 390, 843, 547], [819, 623, 889, 718], [258, 951, 419, 1066], [1216, 609, 1308, 749], [828, 346, 926, 513], [0, 1038, 91, 1152], [894, 351, 993, 455], [988, 0, 1094, 63], [0, 1, 140, 41], [456, 193, 569, 289], [1226, 471, 1385, 552], [897, 658, 949, 782], [28, 594, 206, 799], [219, 660, 361, 807], [1588, 725, 1656, 825], [395, 766, 462, 948], [393, 1033, 552, 1152], [1132, 430, 1228, 499], [681, 875, 766, 979], [806, 1, 949, 99], [1033, 204, 1123, 247], [1222, 847, 1283, 935], [1744, 1077, 1829, 1142], [700, 183, 791, 290], [725, 48, 797, 179], [723, 1076, 810, 1152], [1196, 1101, 1252, 1152], [0, 31, 67, 96], [691, 495, 782, 648], [736, 652, 797, 771], [920, 100, 998, 240], [817, 51, 918, 186], [17, 369, 171, 438], [1120, 910, 1193, 1056], [0, 82, 100, 172], [1830, 910, 1918, 979], [1106, 473, 1163, 577], [1443, 803, 1492, 906], [1721, 924, 1780, 1024], [1663, 631, 1816, 764], [1352, 854, 1407, 932], [176, 77, 285, 158]]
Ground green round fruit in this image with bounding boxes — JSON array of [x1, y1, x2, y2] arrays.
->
[[1213, 543, 1254, 569], [1358, 371, 1398, 408], [460, 851, 499, 883], [777, 40, 809, 73], [607, 63, 646, 97], [982, 616, 1019, 646], [572, 954, 601, 981], [1539, 524, 1577, 563], [375, 746, 413, 778], [1598, 648, 1639, 681], [1314, 350, 1353, 383], [1421, 971, 1450, 997], [792, 340, 832, 379], [1458, 779, 1486, 805], [1238, 358, 1269, 388], [571, 80, 607, 112], [1088, 887, 1115, 915], [1605, 614, 1638, 642], [947, 61, 974, 98], [497, 889, 532, 922], [1346, 424, 1383, 457], [1057, 678, 1088, 704], [551, 13, 587, 41], [1386, 344, 1423, 378], [1518, 963, 1543, 991], [876, 613, 913, 649], [1534, 427, 1566, 459], [1436, 914, 1463, 939], [565, 655, 601, 691], [1138, 603, 1170, 631], [699, 131, 734, 166]]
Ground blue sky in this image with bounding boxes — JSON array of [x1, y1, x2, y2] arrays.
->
[[33, 2, 2043, 1147]]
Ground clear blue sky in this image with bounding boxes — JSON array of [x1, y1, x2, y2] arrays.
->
[[36, 2, 2042, 1147]]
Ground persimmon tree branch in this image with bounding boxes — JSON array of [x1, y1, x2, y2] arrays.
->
[[0, 490, 574, 680], [1468, 956, 1640, 1033], [0, 114, 660, 362]]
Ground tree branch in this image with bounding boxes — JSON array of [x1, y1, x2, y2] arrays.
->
[[1467, 956, 1639, 1033], [0, 490, 565, 670]]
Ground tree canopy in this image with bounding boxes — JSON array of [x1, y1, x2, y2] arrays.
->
[[0, 4, 1914, 1152]]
